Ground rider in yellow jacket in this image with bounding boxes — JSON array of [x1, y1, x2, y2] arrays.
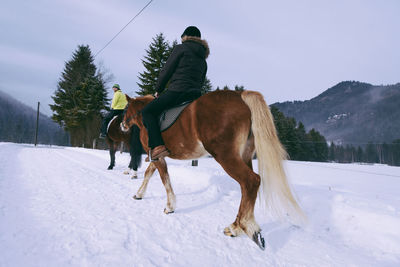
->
[[100, 84, 128, 138]]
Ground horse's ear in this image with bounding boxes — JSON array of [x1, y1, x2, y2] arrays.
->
[[125, 94, 130, 101]]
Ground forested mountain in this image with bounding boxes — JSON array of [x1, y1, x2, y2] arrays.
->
[[0, 90, 69, 145], [272, 81, 400, 144]]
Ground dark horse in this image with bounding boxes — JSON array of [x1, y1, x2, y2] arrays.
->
[[106, 114, 143, 179], [120, 90, 304, 249]]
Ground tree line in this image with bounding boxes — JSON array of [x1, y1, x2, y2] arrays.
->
[[270, 106, 400, 166], [270, 106, 328, 162], [328, 141, 400, 166]]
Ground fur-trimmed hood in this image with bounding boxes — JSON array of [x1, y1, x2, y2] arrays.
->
[[182, 36, 210, 59]]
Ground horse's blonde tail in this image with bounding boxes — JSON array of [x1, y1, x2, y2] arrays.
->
[[241, 91, 305, 222]]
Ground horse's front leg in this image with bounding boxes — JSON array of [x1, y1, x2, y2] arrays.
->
[[108, 140, 117, 170], [155, 158, 176, 214], [134, 162, 157, 199]]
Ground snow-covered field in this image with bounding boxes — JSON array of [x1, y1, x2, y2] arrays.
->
[[1, 142, 400, 267]]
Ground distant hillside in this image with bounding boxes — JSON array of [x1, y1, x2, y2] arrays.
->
[[0, 90, 69, 145], [272, 81, 400, 144]]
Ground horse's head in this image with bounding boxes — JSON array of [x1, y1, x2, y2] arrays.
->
[[120, 94, 154, 132]]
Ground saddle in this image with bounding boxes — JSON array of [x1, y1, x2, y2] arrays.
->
[[107, 115, 120, 133], [159, 90, 201, 132], [107, 105, 191, 134]]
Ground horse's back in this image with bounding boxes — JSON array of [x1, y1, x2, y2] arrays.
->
[[193, 90, 251, 128], [108, 114, 130, 142], [162, 90, 252, 159]]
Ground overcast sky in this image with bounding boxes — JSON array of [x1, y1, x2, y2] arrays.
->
[[1, 0, 399, 115]]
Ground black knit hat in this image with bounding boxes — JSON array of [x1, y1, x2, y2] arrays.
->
[[181, 26, 201, 38]]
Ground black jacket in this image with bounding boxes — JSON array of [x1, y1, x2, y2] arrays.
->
[[155, 37, 209, 93]]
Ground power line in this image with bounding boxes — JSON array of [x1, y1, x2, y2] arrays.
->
[[94, 0, 154, 58]]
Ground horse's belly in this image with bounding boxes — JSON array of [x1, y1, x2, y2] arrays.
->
[[168, 140, 210, 160]]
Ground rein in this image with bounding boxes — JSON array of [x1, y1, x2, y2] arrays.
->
[[122, 96, 154, 128], [122, 105, 141, 128]]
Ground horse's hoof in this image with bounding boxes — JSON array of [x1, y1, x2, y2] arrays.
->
[[164, 208, 174, 214], [123, 170, 130, 175], [223, 227, 236, 237], [133, 195, 142, 200], [107, 166, 113, 170], [131, 175, 138, 179], [252, 231, 266, 250]]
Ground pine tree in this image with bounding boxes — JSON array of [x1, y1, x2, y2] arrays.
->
[[270, 106, 300, 159], [136, 33, 172, 96], [50, 45, 109, 147], [308, 128, 328, 161], [234, 85, 245, 92], [356, 146, 364, 162], [295, 122, 310, 160], [169, 39, 178, 53], [329, 143, 336, 162], [201, 77, 213, 95], [392, 139, 400, 166], [365, 142, 378, 163]]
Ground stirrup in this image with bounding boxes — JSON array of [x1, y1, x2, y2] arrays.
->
[[149, 151, 159, 162]]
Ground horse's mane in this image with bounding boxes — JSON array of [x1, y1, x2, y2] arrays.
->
[[140, 95, 155, 102], [127, 95, 154, 110]]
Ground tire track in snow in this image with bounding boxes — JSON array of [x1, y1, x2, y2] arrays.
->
[[11, 146, 149, 265]]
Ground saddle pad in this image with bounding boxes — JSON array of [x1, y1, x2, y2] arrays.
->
[[159, 102, 191, 132]]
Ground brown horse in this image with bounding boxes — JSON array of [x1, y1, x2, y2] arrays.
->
[[106, 114, 143, 178], [120, 90, 304, 250]]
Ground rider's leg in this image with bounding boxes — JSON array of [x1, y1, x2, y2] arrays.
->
[[142, 91, 181, 159], [142, 91, 181, 149], [101, 110, 122, 136]]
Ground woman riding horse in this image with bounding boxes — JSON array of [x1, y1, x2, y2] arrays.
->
[[100, 84, 128, 139], [120, 27, 304, 250], [141, 26, 208, 161]]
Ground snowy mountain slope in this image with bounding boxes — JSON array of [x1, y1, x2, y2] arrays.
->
[[0, 143, 399, 266], [272, 81, 400, 143]]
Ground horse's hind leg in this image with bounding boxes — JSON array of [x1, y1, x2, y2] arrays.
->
[[242, 132, 255, 170], [134, 162, 157, 199], [214, 154, 261, 242]]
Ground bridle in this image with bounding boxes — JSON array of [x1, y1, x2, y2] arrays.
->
[[121, 102, 141, 129]]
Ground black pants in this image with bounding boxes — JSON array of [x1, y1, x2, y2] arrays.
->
[[101, 109, 124, 135], [142, 90, 202, 148], [141, 90, 184, 149]]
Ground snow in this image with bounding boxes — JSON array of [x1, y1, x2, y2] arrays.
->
[[326, 113, 349, 123], [1, 142, 400, 266]]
